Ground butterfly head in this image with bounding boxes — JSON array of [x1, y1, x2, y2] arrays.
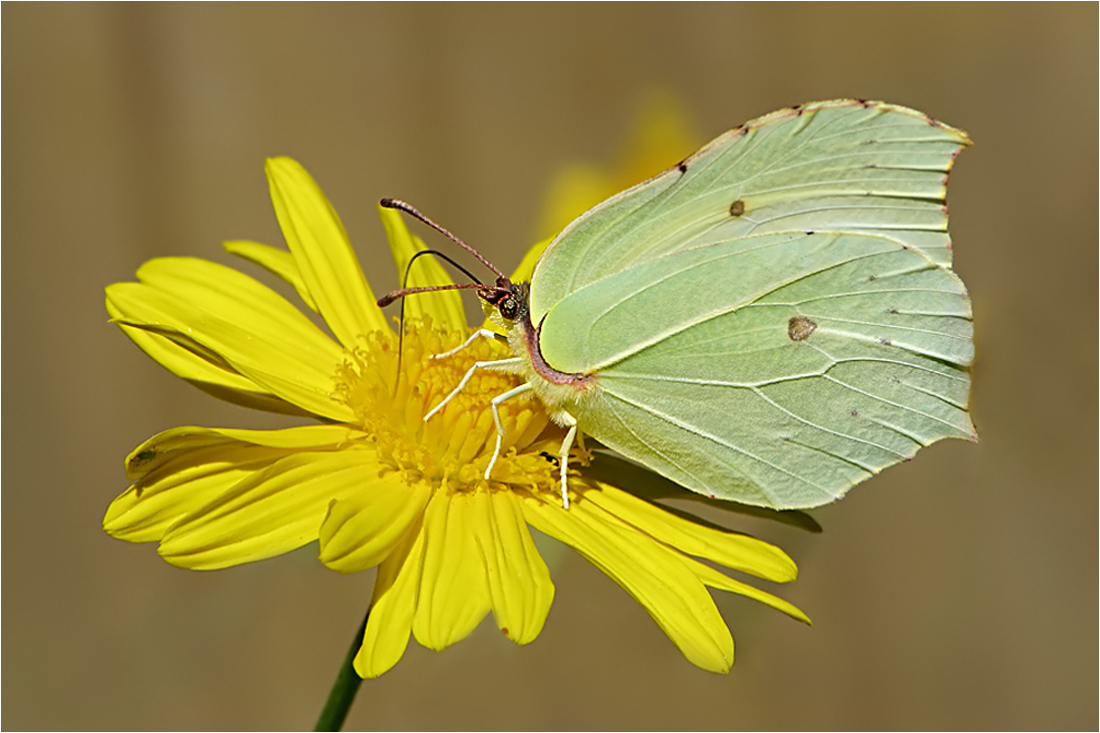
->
[[478, 277, 532, 334]]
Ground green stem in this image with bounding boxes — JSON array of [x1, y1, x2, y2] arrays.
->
[[314, 608, 369, 732]]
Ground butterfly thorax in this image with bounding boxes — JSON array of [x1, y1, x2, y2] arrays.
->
[[479, 280, 596, 426]]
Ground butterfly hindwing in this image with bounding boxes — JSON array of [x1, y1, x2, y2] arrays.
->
[[549, 231, 974, 508]]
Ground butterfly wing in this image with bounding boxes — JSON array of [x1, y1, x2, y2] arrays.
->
[[530, 100, 974, 509], [529, 99, 969, 323], [546, 231, 974, 508]]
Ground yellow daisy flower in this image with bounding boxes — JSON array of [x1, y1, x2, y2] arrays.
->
[[104, 156, 809, 679]]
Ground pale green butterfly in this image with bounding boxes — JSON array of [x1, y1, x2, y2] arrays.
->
[[380, 99, 976, 510]]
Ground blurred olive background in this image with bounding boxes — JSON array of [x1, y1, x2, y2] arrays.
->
[[4, 4, 1097, 730]]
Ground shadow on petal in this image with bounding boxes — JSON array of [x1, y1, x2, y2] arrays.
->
[[580, 450, 823, 534]]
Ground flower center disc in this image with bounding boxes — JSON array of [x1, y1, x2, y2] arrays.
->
[[336, 318, 562, 491]]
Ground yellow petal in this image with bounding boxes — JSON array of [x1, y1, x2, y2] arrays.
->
[[158, 449, 372, 569], [473, 489, 554, 645], [136, 257, 342, 366], [377, 204, 467, 331], [318, 472, 432, 573], [124, 424, 365, 481], [507, 237, 553, 285], [582, 482, 798, 582], [521, 491, 734, 673], [265, 157, 388, 346], [108, 424, 362, 542], [356, 519, 425, 678], [412, 489, 492, 650], [222, 240, 319, 313], [106, 295, 307, 416], [105, 446, 280, 543], [687, 558, 812, 625], [582, 451, 822, 533], [107, 280, 353, 422]]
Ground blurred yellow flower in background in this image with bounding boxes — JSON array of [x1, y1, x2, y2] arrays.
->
[[536, 89, 702, 241], [104, 98, 808, 678]]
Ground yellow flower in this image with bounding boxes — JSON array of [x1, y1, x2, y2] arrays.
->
[[104, 155, 809, 678], [535, 89, 702, 241]]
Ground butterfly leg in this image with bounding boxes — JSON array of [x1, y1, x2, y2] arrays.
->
[[429, 328, 506, 361], [575, 430, 590, 466], [424, 357, 523, 421], [485, 382, 534, 481], [556, 413, 578, 509]]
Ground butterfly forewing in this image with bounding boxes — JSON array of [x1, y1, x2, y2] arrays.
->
[[529, 100, 969, 325]]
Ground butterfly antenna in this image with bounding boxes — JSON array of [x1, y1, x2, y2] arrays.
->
[[392, 249, 490, 393], [380, 198, 507, 280], [407, 249, 485, 287], [395, 286, 407, 392], [377, 282, 486, 308]]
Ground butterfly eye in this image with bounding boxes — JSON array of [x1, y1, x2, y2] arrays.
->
[[499, 295, 520, 320]]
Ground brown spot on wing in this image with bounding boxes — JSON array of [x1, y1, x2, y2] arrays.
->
[[788, 316, 817, 341]]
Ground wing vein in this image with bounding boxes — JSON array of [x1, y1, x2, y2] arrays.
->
[[601, 387, 837, 500]]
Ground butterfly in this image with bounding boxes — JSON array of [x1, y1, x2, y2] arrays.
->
[[380, 99, 976, 510]]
